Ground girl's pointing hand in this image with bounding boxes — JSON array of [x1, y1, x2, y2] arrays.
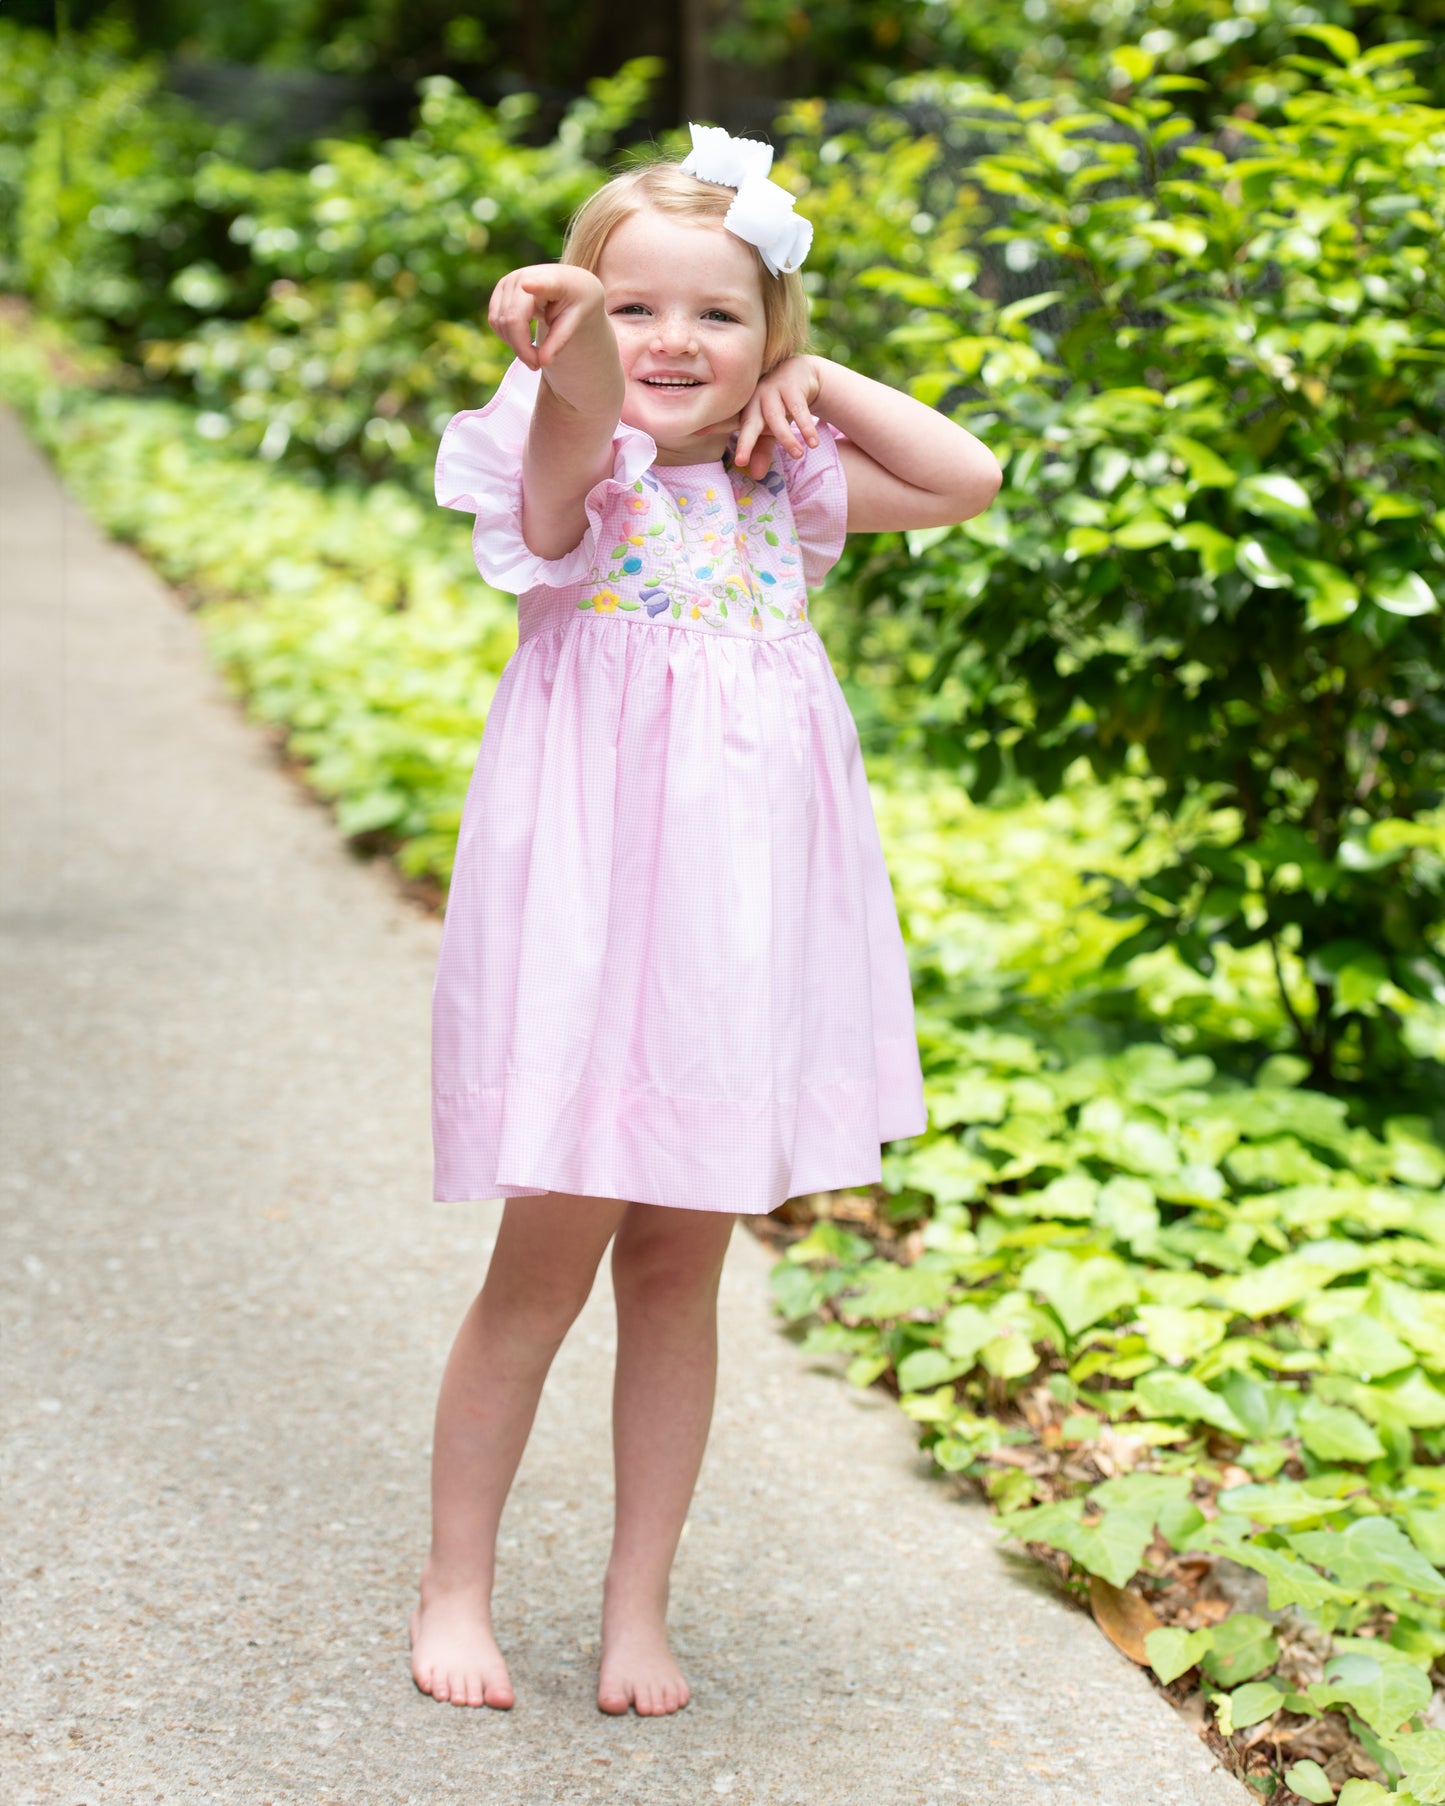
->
[[488, 264, 607, 373], [733, 355, 822, 481]]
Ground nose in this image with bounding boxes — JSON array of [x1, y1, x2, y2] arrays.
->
[[651, 315, 698, 358]]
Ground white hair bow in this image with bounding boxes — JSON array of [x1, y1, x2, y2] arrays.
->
[[679, 123, 814, 277]]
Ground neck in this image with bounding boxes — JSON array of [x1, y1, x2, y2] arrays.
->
[[653, 432, 731, 468]]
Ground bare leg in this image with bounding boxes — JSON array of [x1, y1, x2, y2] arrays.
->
[[598, 1204, 737, 1716], [411, 1190, 628, 1707]]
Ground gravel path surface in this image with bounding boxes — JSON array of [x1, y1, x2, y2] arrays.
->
[[0, 406, 1246, 1805]]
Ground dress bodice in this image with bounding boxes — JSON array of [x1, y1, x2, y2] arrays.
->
[[435, 360, 849, 644]]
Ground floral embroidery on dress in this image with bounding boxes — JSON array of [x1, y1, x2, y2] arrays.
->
[[576, 451, 811, 637]]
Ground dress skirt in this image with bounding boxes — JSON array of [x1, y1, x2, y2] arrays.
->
[[430, 604, 928, 1215]]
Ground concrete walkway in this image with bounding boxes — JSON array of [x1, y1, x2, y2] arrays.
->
[[0, 405, 1246, 1806]]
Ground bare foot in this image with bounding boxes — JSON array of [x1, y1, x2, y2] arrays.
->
[[410, 1570, 515, 1709], [597, 1592, 690, 1717]]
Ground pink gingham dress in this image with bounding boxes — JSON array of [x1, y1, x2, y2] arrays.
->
[[430, 358, 927, 1214]]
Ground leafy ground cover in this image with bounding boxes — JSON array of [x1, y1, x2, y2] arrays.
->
[[7, 287, 1445, 1805]]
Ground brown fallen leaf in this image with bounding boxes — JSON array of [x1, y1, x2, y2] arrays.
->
[[1088, 1573, 1162, 1665]]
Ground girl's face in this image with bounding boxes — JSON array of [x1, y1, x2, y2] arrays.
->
[[595, 208, 769, 466]]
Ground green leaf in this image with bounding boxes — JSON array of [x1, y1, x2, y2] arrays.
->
[[1224, 1679, 1286, 1733], [1309, 1652, 1433, 1737], [1110, 44, 1155, 85], [1157, 1497, 1205, 1547], [841, 1261, 954, 1321], [940, 1302, 998, 1365], [1042, 1505, 1153, 1587], [1185, 1519, 1352, 1611], [1296, 558, 1360, 628], [1289, 1517, 1445, 1599], [1020, 1249, 1140, 1336], [1174, 519, 1235, 574], [895, 1136, 992, 1206], [1065, 525, 1114, 559], [1217, 1480, 1351, 1527], [905, 523, 955, 557], [979, 1330, 1041, 1380], [1372, 570, 1438, 617], [1137, 1304, 1229, 1364], [1113, 515, 1175, 550], [896, 1347, 971, 1392], [1200, 1613, 1278, 1687], [998, 289, 1067, 329], [1091, 1472, 1193, 1516], [1339, 1783, 1422, 1806], [1404, 1509, 1445, 1567], [1295, 22, 1360, 61], [1297, 1397, 1387, 1463], [769, 1262, 829, 1323], [1134, 1370, 1246, 1436], [1145, 1625, 1215, 1685], [1363, 1371, 1445, 1431], [1218, 1373, 1299, 1441], [1236, 536, 1294, 589], [1021, 1172, 1101, 1218], [335, 788, 407, 835], [1384, 1728, 1445, 1802], [786, 1221, 872, 1265], [1283, 1761, 1335, 1803], [1091, 446, 1132, 495], [1326, 1314, 1415, 1382], [1234, 472, 1315, 523], [1229, 1241, 1378, 1317], [1096, 1172, 1159, 1237], [846, 1351, 891, 1388], [1163, 434, 1234, 489]]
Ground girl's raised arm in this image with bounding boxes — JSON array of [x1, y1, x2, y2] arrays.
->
[[488, 264, 627, 560], [734, 354, 1002, 533]]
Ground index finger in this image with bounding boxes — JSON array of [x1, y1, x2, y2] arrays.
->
[[489, 283, 541, 367]]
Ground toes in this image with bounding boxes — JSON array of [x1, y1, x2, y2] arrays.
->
[[597, 1678, 632, 1716]]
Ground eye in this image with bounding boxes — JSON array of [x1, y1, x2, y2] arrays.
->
[[703, 309, 737, 323], [612, 303, 650, 317]]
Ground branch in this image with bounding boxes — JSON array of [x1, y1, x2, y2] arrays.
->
[[1269, 932, 1312, 1057]]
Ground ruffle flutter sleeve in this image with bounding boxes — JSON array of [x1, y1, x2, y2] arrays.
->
[[434, 359, 658, 595], [779, 421, 849, 586]]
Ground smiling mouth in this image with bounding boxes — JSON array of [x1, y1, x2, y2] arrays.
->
[[641, 377, 703, 389]]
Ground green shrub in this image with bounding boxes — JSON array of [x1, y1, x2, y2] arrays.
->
[[1, 20, 250, 345], [137, 62, 658, 484], [825, 32, 1445, 1085], [715, 0, 1445, 112]]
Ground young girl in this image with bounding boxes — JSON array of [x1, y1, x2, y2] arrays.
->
[[415, 125, 1002, 1718]]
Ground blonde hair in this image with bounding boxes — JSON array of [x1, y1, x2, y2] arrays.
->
[[561, 160, 810, 374]]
